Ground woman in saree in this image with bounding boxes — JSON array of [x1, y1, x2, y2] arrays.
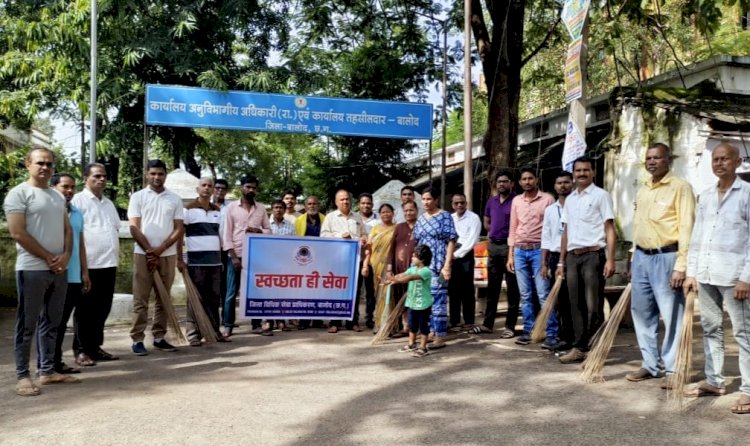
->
[[413, 187, 457, 349], [362, 204, 396, 333]]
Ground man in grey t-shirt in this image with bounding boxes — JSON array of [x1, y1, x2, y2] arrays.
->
[[3, 148, 78, 396]]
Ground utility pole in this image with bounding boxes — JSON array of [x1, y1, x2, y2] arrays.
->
[[440, 24, 448, 208], [89, 0, 97, 164], [462, 0, 473, 210]]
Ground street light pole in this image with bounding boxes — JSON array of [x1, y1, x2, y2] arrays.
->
[[440, 24, 448, 208], [89, 0, 97, 164]]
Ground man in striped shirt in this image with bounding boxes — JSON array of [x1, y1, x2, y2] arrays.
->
[[177, 177, 228, 346]]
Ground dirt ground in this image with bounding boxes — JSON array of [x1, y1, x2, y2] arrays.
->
[[0, 304, 747, 446]]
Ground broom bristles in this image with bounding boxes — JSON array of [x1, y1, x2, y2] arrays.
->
[[181, 269, 218, 343], [153, 271, 188, 345], [371, 288, 407, 345], [580, 283, 632, 383], [530, 275, 564, 343], [668, 290, 697, 409]]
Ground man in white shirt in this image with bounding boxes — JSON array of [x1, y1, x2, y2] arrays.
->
[[556, 156, 617, 364], [72, 163, 122, 364], [127, 159, 184, 355], [684, 142, 750, 414], [448, 193, 481, 328], [540, 171, 574, 351], [321, 189, 366, 333], [282, 191, 301, 224]]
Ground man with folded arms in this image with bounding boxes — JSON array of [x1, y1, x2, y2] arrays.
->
[[556, 156, 617, 364], [507, 167, 556, 348], [626, 143, 694, 387], [684, 142, 750, 415], [5, 148, 78, 396]]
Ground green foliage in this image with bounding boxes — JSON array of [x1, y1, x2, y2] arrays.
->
[[437, 90, 489, 146]]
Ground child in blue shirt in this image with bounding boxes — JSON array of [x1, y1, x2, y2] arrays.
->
[[389, 244, 433, 357]]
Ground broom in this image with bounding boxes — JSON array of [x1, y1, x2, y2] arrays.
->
[[530, 275, 564, 343], [152, 271, 188, 345], [181, 269, 218, 343], [371, 285, 408, 345], [668, 290, 697, 408], [580, 283, 632, 383]]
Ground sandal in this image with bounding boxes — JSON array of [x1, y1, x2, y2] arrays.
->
[[398, 344, 417, 353], [412, 348, 429, 358], [500, 328, 515, 339], [351, 325, 362, 332], [731, 395, 750, 414], [683, 381, 727, 397], [75, 353, 96, 367], [328, 326, 339, 333], [56, 363, 81, 374], [16, 378, 40, 397], [469, 325, 492, 334], [95, 349, 120, 361]]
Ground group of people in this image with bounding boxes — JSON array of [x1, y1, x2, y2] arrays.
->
[[5, 142, 750, 415]]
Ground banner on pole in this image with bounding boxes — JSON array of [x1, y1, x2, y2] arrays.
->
[[239, 235, 360, 320], [562, 0, 590, 41], [564, 38, 583, 103], [562, 118, 587, 172], [145, 84, 433, 140]]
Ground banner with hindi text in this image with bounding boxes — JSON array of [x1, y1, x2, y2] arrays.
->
[[240, 235, 360, 320]]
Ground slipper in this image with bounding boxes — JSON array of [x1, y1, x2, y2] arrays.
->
[[469, 325, 492, 334], [95, 349, 120, 361], [731, 395, 750, 414], [684, 381, 727, 397], [500, 328, 515, 339], [351, 325, 362, 332], [40, 373, 81, 385], [398, 344, 417, 353], [260, 330, 274, 336], [412, 348, 429, 358], [16, 378, 40, 397], [56, 363, 81, 374], [328, 326, 339, 333]]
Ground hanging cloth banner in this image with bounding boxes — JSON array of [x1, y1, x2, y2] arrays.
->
[[145, 84, 433, 140], [562, 117, 587, 172]]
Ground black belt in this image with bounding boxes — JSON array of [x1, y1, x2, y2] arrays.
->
[[515, 243, 541, 251], [490, 238, 508, 244], [636, 243, 678, 255]]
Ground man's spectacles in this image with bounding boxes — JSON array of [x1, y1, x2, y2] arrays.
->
[[35, 161, 54, 168]]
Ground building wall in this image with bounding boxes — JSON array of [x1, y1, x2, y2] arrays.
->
[[604, 104, 749, 242]]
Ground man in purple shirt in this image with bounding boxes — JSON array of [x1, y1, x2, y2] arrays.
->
[[476, 169, 521, 337]]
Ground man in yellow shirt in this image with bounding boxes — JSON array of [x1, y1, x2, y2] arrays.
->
[[627, 143, 695, 386]]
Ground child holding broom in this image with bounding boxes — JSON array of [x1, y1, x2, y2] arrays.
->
[[389, 245, 433, 358]]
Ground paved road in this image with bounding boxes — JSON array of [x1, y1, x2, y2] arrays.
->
[[0, 307, 746, 445]]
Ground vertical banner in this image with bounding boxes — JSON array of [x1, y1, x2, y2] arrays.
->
[[562, 118, 587, 172], [562, 0, 590, 41], [564, 38, 583, 103], [240, 235, 360, 320]]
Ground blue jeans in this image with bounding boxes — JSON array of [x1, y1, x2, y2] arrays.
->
[[698, 282, 750, 395], [223, 258, 240, 329], [630, 250, 684, 375], [514, 248, 557, 340]]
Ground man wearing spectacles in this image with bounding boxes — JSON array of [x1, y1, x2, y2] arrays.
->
[[4, 148, 77, 395]]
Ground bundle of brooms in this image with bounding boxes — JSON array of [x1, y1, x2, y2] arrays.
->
[[580, 283, 632, 383], [181, 269, 218, 343], [152, 271, 188, 345], [668, 290, 698, 408], [371, 284, 408, 345], [530, 275, 565, 343]]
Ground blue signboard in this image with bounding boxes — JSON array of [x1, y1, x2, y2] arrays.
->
[[240, 235, 360, 320], [145, 84, 433, 140]]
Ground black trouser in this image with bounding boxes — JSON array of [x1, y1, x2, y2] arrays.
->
[[484, 242, 520, 330], [76, 267, 116, 356], [449, 253, 475, 326], [360, 262, 375, 325], [186, 265, 222, 340], [52, 283, 81, 367], [548, 252, 573, 344], [219, 251, 228, 309], [565, 250, 606, 350]]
